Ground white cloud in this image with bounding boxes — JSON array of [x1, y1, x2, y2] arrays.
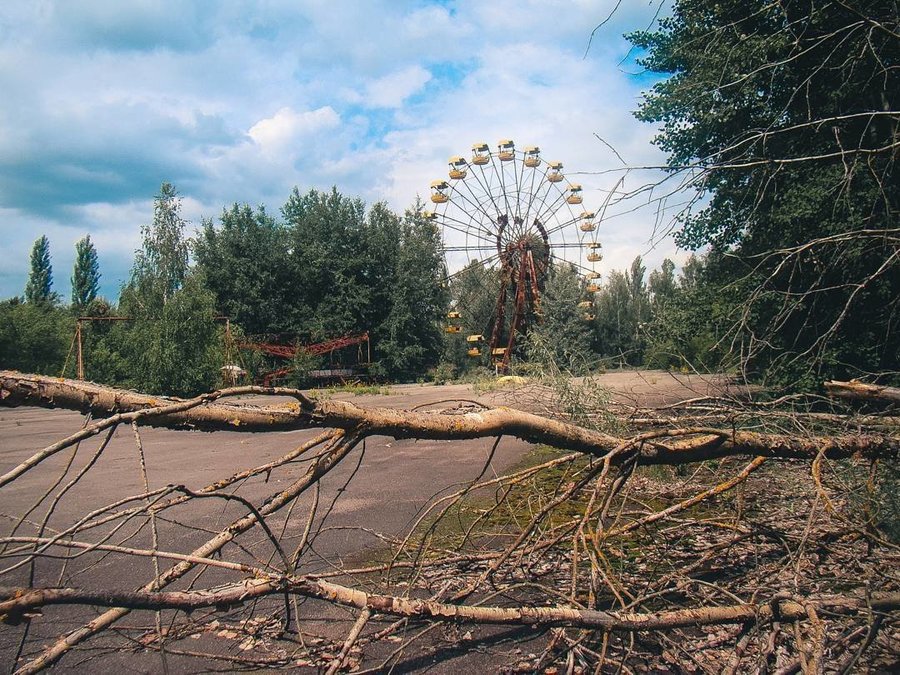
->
[[248, 106, 340, 151], [363, 66, 432, 109]]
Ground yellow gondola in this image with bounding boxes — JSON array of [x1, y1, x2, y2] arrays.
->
[[497, 139, 515, 161], [585, 271, 600, 280], [586, 283, 600, 293], [580, 221, 596, 232], [582, 313, 596, 321], [423, 211, 437, 221], [448, 156, 468, 180], [546, 161, 563, 183], [467, 347, 481, 357], [491, 347, 508, 357], [447, 311, 461, 319], [566, 184, 583, 205], [471, 142, 490, 165], [578, 301, 593, 309], [445, 325, 461, 333], [466, 334, 484, 343], [430, 179, 450, 204], [524, 145, 541, 167], [587, 241, 602, 249], [587, 252, 603, 262]]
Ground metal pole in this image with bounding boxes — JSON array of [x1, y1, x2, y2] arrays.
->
[[76, 321, 84, 380]]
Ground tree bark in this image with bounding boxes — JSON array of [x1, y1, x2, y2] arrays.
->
[[2, 372, 897, 467]]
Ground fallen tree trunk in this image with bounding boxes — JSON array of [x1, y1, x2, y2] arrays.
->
[[2, 372, 897, 471], [825, 380, 900, 405]]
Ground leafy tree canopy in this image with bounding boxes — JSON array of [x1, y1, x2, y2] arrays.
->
[[631, 0, 899, 385]]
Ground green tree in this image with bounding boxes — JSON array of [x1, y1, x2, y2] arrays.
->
[[592, 256, 649, 365], [194, 204, 291, 335], [127, 182, 189, 312], [525, 262, 593, 373], [25, 235, 56, 305], [378, 204, 448, 379], [644, 254, 733, 371], [0, 297, 72, 374], [281, 187, 370, 338], [120, 273, 222, 396], [443, 260, 500, 373], [71, 235, 100, 312], [117, 183, 222, 395], [648, 258, 676, 313], [631, 0, 899, 386]]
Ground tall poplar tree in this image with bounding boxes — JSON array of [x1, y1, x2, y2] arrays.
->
[[24, 235, 55, 305], [71, 235, 100, 312]]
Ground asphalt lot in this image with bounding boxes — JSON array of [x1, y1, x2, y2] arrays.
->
[[0, 372, 727, 672]]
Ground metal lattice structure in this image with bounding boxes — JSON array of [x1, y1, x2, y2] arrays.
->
[[428, 140, 604, 368]]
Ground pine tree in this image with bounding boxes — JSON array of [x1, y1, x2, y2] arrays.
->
[[24, 235, 55, 305], [71, 235, 100, 311]]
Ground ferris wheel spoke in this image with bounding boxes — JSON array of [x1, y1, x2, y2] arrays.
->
[[494, 156, 515, 224], [453, 175, 502, 228], [544, 216, 583, 238], [521, 161, 541, 228], [532, 188, 570, 226], [439, 211, 496, 243], [444, 251, 503, 282], [469, 161, 503, 219], [442, 204, 494, 237], [511, 152, 523, 221]]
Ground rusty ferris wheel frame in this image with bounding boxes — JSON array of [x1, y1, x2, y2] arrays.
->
[[427, 140, 604, 369]]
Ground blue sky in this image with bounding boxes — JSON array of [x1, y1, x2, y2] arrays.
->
[[0, 0, 677, 302]]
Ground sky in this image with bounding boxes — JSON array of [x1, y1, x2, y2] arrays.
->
[[0, 0, 681, 302]]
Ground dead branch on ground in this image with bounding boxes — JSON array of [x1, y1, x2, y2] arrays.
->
[[0, 371, 897, 673]]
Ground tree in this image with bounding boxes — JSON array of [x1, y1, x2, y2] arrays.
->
[[647, 258, 676, 312], [525, 262, 593, 373], [643, 254, 733, 371], [193, 204, 290, 335], [24, 235, 56, 305], [71, 235, 100, 312], [443, 260, 500, 374], [592, 256, 650, 365], [281, 187, 370, 339], [0, 297, 72, 375], [126, 182, 189, 312], [378, 203, 448, 379], [117, 183, 222, 395], [630, 0, 900, 386]]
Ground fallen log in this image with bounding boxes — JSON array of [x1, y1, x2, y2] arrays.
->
[[825, 380, 900, 405], [2, 372, 897, 477]]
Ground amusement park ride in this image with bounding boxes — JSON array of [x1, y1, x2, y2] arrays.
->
[[62, 316, 370, 387], [237, 333, 371, 386], [428, 140, 609, 369]]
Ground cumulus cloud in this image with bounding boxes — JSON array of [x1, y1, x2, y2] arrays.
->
[[248, 106, 340, 151]]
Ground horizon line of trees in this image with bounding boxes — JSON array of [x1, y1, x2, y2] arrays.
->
[[0, 183, 450, 394]]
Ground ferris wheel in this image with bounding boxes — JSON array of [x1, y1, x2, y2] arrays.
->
[[426, 139, 606, 368]]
